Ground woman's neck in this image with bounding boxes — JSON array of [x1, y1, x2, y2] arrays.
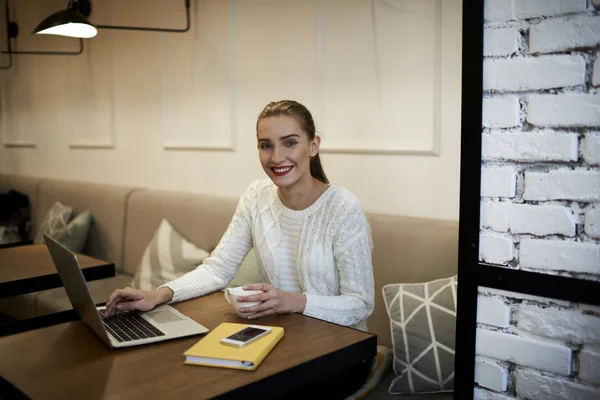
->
[[278, 177, 329, 211]]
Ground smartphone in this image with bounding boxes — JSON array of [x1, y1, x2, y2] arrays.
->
[[220, 325, 272, 348]]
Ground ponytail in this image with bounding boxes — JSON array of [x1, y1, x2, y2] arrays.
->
[[310, 154, 329, 184]]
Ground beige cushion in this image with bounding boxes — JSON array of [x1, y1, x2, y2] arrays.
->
[[123, 190, 238, 277], [366, 213, 458, 348], [131, 219, 210, 291], [35, 179, 141, 272], [35, 273, 133, 316]]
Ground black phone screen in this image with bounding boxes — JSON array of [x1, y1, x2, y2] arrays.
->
[[226, 327, 268, 342]]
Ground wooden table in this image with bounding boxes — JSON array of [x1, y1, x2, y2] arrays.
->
[[0, 244, 115, 298], [0, 292, 377, 399]]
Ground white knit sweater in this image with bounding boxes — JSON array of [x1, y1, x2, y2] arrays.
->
[[162, 179, 375, 331]]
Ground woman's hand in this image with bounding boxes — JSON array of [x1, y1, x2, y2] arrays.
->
[[104, 286, 173, 318], [237, 283, 307, 319]]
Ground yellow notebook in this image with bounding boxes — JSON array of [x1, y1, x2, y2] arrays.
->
[[183, 323, 284, 371]]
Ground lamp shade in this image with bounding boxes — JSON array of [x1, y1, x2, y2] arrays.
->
[[32, 8, 97, 38]]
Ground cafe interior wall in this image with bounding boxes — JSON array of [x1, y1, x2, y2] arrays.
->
[[0, 0, 462, 220]]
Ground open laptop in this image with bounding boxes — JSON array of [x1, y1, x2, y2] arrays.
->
[[43, 234, 209, 348]]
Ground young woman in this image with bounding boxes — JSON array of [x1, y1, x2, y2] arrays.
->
[[105, 100, 375, 333]]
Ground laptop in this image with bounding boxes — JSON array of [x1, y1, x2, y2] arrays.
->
[[43, 234, 209, 348]]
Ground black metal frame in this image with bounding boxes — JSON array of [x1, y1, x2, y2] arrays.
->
[[95, 0, 191, 33], [0, 0, 191, 65], [0, 1, 84, 59], [454, 1, 600, 399]]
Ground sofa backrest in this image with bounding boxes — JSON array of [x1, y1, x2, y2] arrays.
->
[[366, 213, 459, 347], [35, 179, 140, 272], [122, 190, 239, 277], [0, 174, 42, 234]]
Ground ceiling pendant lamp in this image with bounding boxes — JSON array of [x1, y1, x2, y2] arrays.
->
[[32, 0, 97, 39]]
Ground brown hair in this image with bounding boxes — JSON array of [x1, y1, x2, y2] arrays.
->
[[256, 100, 329, 184]]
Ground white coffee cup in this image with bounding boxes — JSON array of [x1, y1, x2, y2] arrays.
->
[[224, 286, 263, 318]]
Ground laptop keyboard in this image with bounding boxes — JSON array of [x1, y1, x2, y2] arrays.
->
[[99, 310, 165, 342]]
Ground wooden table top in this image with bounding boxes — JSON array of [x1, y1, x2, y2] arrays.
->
[[0, 244, 115, 298], [0, 244, 110, 284], [0, 292, 376, 400]]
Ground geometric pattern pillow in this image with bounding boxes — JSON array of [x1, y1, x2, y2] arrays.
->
[[382, 275, 457, 395], [131, 219, 210, 291], [34, 202, 73, 244]]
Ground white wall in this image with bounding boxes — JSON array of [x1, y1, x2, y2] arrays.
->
[[476, 0, 600, 398], [0, 0, 462, 220]]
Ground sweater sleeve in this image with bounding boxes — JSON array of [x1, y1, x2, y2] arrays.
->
[[158, 182, 257, 303], [302, 196, 375, 327]]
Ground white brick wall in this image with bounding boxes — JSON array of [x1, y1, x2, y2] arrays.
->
[[484, 0, 515, 22], [475, 356, 509, 392], [483, 27, 519, 57], [518, 304, 600, 345], [527, 94, 600, 127], [474, 387, 516, 400], [516, 368, 600, 400], [479, 286, 571, 306], [482, 131, 578, 162], [481, 166, 517, 198], [481, 202, 576, 236], [520, 239, 600, 274], [594, 52, 600, 86], [484, 55, 585, 91], [523, 170, 600, 201], [584, 133, 600, 166], [482, 97, 520, 128], [579, 346, 600, 386], [479, 231, 515, 265], [585, 206, 600, 239], [477, 295, 511, 327], [515, 0, 587, 20], [476, 328, 572, 375], [479, 1, 600, 396], [529, 15, 600, 54]]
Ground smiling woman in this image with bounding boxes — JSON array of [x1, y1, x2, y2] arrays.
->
[[256, 100, 329, 210], [103, 98, 376, 397]]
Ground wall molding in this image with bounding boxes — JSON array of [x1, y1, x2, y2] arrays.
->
[[161, 0, 237, 152], [3, 142, 37, 148], [316, 0, 442, 156]]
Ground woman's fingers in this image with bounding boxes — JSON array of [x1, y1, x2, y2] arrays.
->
[[240, 298, 275, 313], [247, 308, 276, 319], [240, 299, 277, 315], [104, 287, 145, 317], [116, 299, 145, 312], [238, 283, 277, 302], [242, 283, 273, 292]]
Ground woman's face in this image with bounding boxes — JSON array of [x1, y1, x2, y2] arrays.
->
[[257, 115, 319, 190]]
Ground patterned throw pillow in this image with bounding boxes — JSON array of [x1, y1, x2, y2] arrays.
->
[[382, 275, 457, 395], [34, 202, 73, 244], [131, 219, 210, 290], [53, 211, 93, 253]]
